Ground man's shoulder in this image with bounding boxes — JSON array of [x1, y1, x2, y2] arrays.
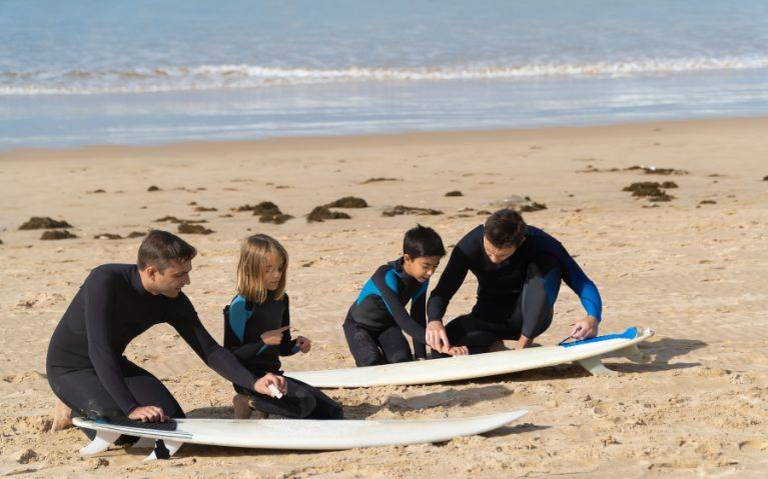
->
[[86, 263, 133, 284], [457, 225, 485, 250]]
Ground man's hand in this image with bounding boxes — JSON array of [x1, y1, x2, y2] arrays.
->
[[295, 336, 312, 353], [128, 405, 168, 423], [570, 316, 599, 340], [254, 373, 287, 397], [261, 325, 290, 346], [426, 321, 451, 353], [446, 345, 469, 356]]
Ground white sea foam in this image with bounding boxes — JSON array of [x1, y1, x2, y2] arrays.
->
[[2, 56, 766, 95]]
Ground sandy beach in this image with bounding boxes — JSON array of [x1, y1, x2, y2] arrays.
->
[[1, 117, 767, 477]]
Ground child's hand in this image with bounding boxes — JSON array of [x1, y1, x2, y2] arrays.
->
[[261, 325, 290, 346], [295, 336, 312, 353]]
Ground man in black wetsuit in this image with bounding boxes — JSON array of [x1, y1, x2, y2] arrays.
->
[[425, 209, 603, 353], [46, 230, 286, 430]]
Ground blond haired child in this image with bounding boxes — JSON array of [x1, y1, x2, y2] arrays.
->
[[224, 234, 342, 419]]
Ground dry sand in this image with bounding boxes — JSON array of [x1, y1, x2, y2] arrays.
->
[[1, 117, 767, 477]]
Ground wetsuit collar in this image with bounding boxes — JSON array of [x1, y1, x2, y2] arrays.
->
[[130, 265, 153, 297]]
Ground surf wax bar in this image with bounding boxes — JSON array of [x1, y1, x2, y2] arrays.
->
[[268, 384, 283, 399]]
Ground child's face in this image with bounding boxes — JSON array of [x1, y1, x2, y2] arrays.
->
[[403, 255, 441, 283], [264, 254, 285, 291]]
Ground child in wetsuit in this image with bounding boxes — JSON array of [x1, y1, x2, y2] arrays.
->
[[343, 225, 467, 366], [224, 234, 342, 419]]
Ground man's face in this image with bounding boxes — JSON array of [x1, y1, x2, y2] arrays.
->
[[483, 237, 519, 264], [403, 255, 441, 283], [147, 260, 192, 298]]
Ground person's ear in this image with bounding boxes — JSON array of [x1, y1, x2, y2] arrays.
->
[[145, 265, 158, 281], [403, 253, 413, 264]]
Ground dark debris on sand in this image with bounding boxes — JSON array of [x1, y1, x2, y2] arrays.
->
[[147, 185, 161, 192], [361, 177, 401, 184], [19, 217, 73, 230], [699, 200, 717, 205], [520, 202, 548, 212], [622, 181, 677, 202], [237, 201, 294, 224], [155, 216, 207, 224], [88, 189, 106, 194], [579, 165, 688, 175], [307, 206, 351, 222], [41, 230, 77, 240], [260, 213, 294, 224], [324, 196, 368, 208], [127, 231, 147, 238], [445, 191, 463, 197], [94, 233, 123, 240], [476, 210, 491, 215], [194, 206, 217, 212], [382, 205, 443, 217], [493, 196, 547, 213], [178, 223, 214, 235], [763, 175, 768, 181]]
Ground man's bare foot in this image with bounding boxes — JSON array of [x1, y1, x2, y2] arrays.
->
[[53, 397, 73, 431], [233, 394, 252, 419], [488, 340, 509, 352]]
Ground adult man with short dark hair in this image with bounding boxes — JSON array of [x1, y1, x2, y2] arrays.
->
[[424, 209, 602, 354], [47, 230, 286, 430]]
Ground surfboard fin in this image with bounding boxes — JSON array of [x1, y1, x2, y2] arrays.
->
[[80, 430, 121, 456], [143, 439, 183, 461], [129, 437, 156, 449], [576, 357, 617, 376]]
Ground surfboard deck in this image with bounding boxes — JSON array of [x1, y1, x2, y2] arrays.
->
[[287, 327, 654, 388], [73, 410, 527, 461]]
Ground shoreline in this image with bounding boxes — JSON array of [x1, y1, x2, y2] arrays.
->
[[3, 114, 768, 160]]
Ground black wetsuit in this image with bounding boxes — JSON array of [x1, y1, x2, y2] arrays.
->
[[343, 258, 429, 366], [223, 293, 342, 419], [427, 225, 602, 353], [46, 264, 259, 424]]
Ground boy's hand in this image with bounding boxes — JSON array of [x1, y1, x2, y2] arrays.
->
[[570, 316, 599, 340], [254, 373, 287, 396], [295, 336, 312, 353], [446, 345, 469, 356], [426, 321, 451, 352], [261, 325, 290, 346]]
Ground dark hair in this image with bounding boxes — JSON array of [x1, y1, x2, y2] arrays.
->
[[137, 230, 197, 271], [403, 224, 446, 258], [484, 209, 527, 248]]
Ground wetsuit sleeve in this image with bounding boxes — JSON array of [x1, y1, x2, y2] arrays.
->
[[427, 246, 470, 322], [223, 306, 269, 361], [410, 288, 428, 359], [278, 295, 299, 356], [169, 299, 258, 390], [547, 239, 603, 321], [371, 266, 426, 341], [83, 271, 141, 414]]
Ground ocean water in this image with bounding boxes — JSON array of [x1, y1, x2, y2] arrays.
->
[[1, 0, 767, 149]]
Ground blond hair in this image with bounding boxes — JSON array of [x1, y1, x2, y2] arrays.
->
[[236, 234, 288, 304]]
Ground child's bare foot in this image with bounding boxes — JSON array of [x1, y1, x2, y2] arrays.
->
[[488, 340, 509, 352], [233, 394, 252, 419], [251, 409, 269, 420], [52, 397, 73, 431]]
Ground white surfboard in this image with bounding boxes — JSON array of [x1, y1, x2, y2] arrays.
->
[[287, 327, 654, 388], [72, 410, 527, 461]]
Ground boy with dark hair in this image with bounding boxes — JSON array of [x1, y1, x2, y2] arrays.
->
[[425, 209, 603, 354], [46, 230, 286, 434], [343, 225, 467, 366]]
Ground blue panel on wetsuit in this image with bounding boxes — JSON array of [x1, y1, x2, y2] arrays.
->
[[228, 295, 251, 343], [543, 268, 561, 306], [560, 327, 638, 348]]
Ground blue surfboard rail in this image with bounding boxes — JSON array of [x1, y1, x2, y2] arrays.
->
[[560, 327, 638, 348]]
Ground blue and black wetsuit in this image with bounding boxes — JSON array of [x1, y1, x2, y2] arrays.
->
[[343, 258, 429, 366], [223, 293, 342, 419], [46, 264, 259, 439], [427, 225, 602, 353]]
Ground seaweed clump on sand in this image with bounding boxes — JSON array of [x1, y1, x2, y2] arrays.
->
[[382, 205, 443, 217], [493, 195, 547, 213], [237, 201, 294, 224], [155, 216, 207, 224], [361, 177, 401, 184], [19, 217, 73, 230], [445, 191, 463, 197], [147, 185, 161, 192], [520, 202, 547, 212], [194, 206, 217, 212], [260, 213, 294, 224], [307, 206, 351, 223], [699, 200, 717, 205], [324, 196, 368, 208], [94, 233, 123, 240], [626, 165, 688, 175], [41, 230, 77, 240], [622, 181, 678, 202], [763, 175, 768, 181], [178, 223, 214, 235]]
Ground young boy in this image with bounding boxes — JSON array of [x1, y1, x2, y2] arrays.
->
[[343, 225, 466, 366]]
